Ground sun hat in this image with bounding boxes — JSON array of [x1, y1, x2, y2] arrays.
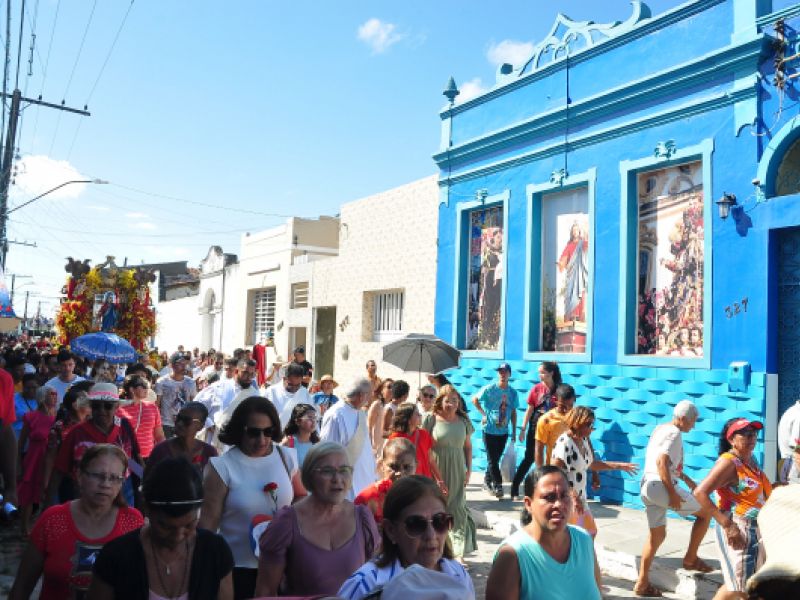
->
[[746, 485, 800, 596], [319, 374, 338, 387], [272, 355, 286, 365], [80, 382, 129, 407], [725, 418, 763, 440]]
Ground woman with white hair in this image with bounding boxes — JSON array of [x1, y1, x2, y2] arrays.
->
[[255, 442, 379, 596], [634, 399, 713, 597], [320, 379, 377, 500]]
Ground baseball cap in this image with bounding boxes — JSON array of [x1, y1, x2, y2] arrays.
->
[[496, 362, 511, 373], [725, 418, 763, 439]]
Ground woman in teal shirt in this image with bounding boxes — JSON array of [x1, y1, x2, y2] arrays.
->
[[486, 465, 601, 600]]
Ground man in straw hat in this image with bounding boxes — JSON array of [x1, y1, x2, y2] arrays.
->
[[321, 378, 376, 500]]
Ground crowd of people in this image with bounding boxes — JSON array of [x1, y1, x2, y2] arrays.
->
[[0, 335, 797, 599]]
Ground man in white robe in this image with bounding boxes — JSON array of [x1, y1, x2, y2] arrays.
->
[[265, 362, 313, 429], [320, 378, 376, 500], [196, 358, 261, 447]]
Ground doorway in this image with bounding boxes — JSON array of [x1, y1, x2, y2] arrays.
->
[[777, 227, 800, 419], [314, 307, 337, 378]]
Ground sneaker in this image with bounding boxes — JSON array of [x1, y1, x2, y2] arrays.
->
[[494, 487, 504, 499], [482, 482, 495, 494]]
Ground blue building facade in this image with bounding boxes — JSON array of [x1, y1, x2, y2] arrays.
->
[[434, 0, 800, 507]]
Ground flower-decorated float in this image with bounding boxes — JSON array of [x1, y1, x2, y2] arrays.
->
[[55, 256, 157, 350]]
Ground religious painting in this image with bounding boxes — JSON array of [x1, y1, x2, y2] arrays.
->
[[635, 160, 704, 357], [466, 206, 504, 351], [540, 187, 589, 352]]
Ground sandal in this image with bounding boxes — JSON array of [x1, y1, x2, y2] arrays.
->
[[682, 558, 714, 573], [633, 583, 663, 597]]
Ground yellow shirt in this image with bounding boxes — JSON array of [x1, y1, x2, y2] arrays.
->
[[535, 408, 568, 465]]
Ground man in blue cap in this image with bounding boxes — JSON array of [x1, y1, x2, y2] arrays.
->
[[472, 362, 518, 499]]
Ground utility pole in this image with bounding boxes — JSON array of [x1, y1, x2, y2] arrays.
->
[[8, 271, 31, 305], [22, 289, 27, 329], [0, 89, 90, 268]]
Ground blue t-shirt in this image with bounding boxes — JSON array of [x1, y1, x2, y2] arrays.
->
[[478, 383, 518, 435], [312, 392, 339, 411], [13, 392, 37, 438], [500, 525, 600, 600]]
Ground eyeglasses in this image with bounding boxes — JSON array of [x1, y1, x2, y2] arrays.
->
[[91, 401, 116, 411], [176, 414, 202, 426], [82, 470, 125, 485], [422, 393, 435, 399], [314, 466, 354, 479], [386, 462, 416, 474], [400, 512, 453, 537], [244, 426, 273, 438]]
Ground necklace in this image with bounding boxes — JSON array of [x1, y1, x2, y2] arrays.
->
[[149, 533, 190, 597]]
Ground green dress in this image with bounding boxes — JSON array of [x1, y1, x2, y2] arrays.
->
[[423, 413, 477, 558]]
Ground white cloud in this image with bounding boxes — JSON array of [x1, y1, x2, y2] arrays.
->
[[487, 39, 534, 68], [125, 211, 149, 219], [357, 18, 404, 53], [131, 222, 156, 230], [458, 78, 489, 103], [87, 204, 110, 212], [11, 154, 86, 200]]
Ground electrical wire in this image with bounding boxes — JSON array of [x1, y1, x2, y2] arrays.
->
[[66, 0, 135, 159], [28, 0, 59, 155], [48, 0, 97, 157], [105, 182, 300, 219]]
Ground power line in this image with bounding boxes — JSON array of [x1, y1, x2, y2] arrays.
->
[[106, 182, 299, 218], [28, 0, 59, 154], [13, 220, 253, 238], [67, 0, 135, 159], [48, 0, 97, 157]]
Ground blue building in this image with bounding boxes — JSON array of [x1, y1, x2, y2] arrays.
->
[[434, 0, 800, 507]]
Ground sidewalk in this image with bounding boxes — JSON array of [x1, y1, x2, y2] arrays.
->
[[463, 473, 723, 600]]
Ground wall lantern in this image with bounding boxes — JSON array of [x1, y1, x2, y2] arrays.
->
[[716, 193, 737, 220]]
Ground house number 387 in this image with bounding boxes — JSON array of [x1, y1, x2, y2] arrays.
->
[[724, 297, 748, 319]]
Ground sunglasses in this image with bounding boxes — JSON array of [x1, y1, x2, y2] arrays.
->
[[91, 401, 116, 411], [422, 393, 435, 398], [400, 512, 453, 537], [244, 426, 273, 438], [176, 414, 201, 426], [735, 429, 759, 438]]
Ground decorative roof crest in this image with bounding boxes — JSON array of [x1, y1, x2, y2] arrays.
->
[[498, 1, 651, 82]]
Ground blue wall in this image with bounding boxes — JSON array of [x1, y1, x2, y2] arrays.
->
[[433, 0, 800, 506]]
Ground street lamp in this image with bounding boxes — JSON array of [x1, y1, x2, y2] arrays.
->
[[7, 178, 108, 215], [1, 178, 108, 268]]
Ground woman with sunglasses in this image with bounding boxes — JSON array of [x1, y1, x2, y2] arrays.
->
[[551, 406, 638, 538], [339, 475, 474, 600], [198, 396, 306, 600], [46, 383, 142, 509], [256, 442, 379, 596], [422, 384, 476, 566], [89, 457, 234, 600], [16, 385, 58, 536], [282, 403, 320, 467], [118, 374, 165, 463], [486, 466, 601, 600], [694, 418, 772, 598], [9, 444, 144, 600], [146, 401, 217, 478]]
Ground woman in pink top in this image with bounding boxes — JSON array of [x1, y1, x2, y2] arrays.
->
[[255, 442, 379, 596], [118, 374, 164, 459]]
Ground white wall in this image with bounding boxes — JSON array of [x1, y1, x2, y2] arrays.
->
[[154, 295, 201, 353]]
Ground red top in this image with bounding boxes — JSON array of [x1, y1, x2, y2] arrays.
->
[[354, 477, 394, 525], [30, 502, 143, 600], [388, 428, 434, 478], [117, 401, 162, 458], [54, 419, 137, 479], [526, 382, 555, 409], [0, 368, 15, 425]]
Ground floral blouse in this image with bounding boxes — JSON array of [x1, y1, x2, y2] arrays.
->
[[715, 452, 772, 519]]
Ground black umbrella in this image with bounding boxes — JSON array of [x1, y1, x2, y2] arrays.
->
[[382, 333, 461, 387]]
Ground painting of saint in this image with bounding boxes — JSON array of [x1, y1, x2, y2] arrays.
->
[[466, 207, 503, 351], [557, 220, 589, 323]]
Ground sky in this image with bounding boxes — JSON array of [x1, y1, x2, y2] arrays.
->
[[2, 0, 681, 319]]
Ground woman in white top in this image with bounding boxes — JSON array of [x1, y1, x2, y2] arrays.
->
[[551, 407, 637, 537], [338, 475, 474, 600], [198, 396, 306, 600]]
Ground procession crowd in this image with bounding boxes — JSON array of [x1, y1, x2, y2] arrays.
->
[[0, 337, 797, 599]]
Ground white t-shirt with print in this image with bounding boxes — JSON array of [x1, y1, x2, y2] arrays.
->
[[552, 432, 594, 506]]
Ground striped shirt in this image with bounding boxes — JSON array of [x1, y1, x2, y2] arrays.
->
[[117, 402, 162, 458], [337, 558, 474, 600]]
